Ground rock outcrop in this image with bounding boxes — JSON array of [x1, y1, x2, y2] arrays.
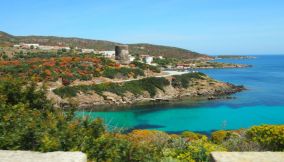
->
[[51, 75, 245, 109]]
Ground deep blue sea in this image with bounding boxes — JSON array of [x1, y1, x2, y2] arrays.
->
[[76, 55, 284, 134]]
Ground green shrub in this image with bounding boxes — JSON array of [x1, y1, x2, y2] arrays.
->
[[172, 72, 206, 88], [181, 131, 205, 141], [1, 77, 284, 162], [221, 134, 262, 151], [81, 135, 132, 161], [0, 77, 105, 151], [103, 67, 145, 79], [246, 125, 284, 151], [140, 77, 170, 97], [149, 65, 161, 73], [211, 130, 232, 144], [131, 61, 161, 73], [54, 77, 170, 98], [53, 86, 77, 98], [153, 58, 172, 67], [102, 67, 118, 79], [174, 137, 226, 162]]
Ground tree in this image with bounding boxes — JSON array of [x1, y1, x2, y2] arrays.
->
[[62, 48, 67, 53], [2, 54, 8, 60]]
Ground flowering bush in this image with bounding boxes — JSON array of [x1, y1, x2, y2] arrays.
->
[[0, 77, 283, 162], [211, 130, 232, 144], [181, 131, 206, 141], [246, 125, 284, 151], [174, 137, 226, 162], [0, 54, 156, 85]]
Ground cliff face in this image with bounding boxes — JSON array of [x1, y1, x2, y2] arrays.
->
[[49, 75, 244, 109]]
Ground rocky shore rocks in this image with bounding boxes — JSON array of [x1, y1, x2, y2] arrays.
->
[[50, 75, 245, 109]]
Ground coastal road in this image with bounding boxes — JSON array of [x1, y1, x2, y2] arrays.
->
[[110, 70, 191, 84]]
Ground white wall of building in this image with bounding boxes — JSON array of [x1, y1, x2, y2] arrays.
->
[[145, 56, 153, 64], [99, 51, 115, 58]]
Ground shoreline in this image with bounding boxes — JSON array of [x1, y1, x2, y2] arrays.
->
[[165, 63, 252, 71], [52, 73, 245, 110], [72, 93, 241, 112]]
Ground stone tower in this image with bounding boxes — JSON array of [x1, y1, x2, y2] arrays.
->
[[115, 45, 130, 64]]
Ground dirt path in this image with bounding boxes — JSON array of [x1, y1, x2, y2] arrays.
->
[[48, 70, 192, 92]]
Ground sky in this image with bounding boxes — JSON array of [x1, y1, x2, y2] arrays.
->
[[1, 0, 284, 55]]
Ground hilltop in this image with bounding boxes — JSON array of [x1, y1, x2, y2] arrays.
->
[[0, 31, 211, 59]]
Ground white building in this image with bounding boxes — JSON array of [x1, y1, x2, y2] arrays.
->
[[158, 56, 164, 59], [129, 56, 135, 62], [81, 49, 95, 53], [61, 46, 71, 50], [38, 46, 55, 50], [14, 43, 70, 51], [13, 45, 21, 48], [99, 51, 115, 58], [145, 56, 153, 64], [38, 45, 70, 51], [19, 43, 40, 49]]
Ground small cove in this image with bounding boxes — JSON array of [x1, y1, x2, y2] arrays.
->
[[76, 55, 284, 133]]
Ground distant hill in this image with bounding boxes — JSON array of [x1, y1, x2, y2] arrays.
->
[[0, 31, 211, 59]]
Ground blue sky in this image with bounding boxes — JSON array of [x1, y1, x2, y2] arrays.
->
[[1, 0, 284, 55]]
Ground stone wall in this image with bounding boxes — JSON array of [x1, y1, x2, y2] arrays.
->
[[0, 150, 87, 162], [210, 152, 284, 162]]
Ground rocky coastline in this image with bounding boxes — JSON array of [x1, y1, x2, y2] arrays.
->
[[195, 64, 252, 69], [49, 74, 245, 109]]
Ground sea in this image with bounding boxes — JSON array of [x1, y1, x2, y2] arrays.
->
[[76, 55, 284, 134]]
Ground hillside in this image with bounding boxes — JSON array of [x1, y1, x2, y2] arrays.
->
[[128, 43, 208, 59], [0, 31, 211, 59], [52, 73, 245, 108]]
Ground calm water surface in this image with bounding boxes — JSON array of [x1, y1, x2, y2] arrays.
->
[[76, 55, 284, 133]]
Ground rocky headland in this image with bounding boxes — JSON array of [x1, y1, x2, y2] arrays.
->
[[49, 73, 245, 109]]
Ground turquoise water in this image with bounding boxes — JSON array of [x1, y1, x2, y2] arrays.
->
[[76, 55, 284, 133]]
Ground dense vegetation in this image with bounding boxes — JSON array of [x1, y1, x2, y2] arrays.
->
[[0, 31, 210, 59], [128, 43, 210, 59], [103, 67, 144, 79], [0, 77, 283, 162], [195, 61, 238, 68], [171, 72, 206, 88], [54, 77, 170, 98], [130, 61, 161, 73], [0, 54, 152, 85], [53, 72, 206, 98], [153, 57, 178, 67]]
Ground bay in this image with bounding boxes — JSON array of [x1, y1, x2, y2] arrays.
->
[[76, 55, 284, 133]]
